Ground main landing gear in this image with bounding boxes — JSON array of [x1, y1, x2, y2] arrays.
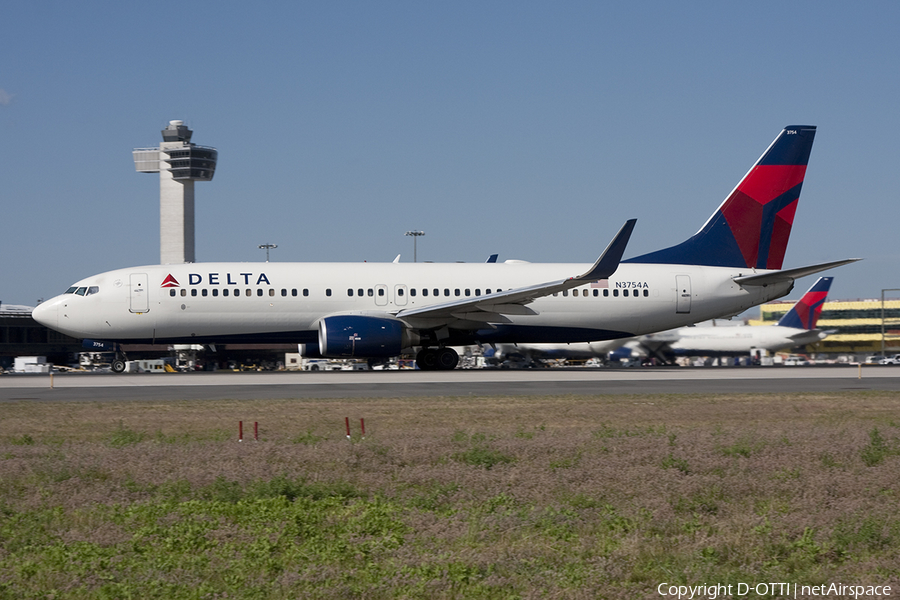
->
[[415, 347, 459, 371], [110, 346, 128, 373]]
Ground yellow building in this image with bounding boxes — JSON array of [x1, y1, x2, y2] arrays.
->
[[751, 299, 900, 355]]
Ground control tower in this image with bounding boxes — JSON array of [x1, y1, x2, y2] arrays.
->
[[133, 121, 217, 264]]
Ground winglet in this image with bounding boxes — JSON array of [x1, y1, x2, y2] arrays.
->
[[575, 219, 637, 282]]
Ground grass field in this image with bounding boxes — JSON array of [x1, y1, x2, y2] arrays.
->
[[1, 391, 899, 599]]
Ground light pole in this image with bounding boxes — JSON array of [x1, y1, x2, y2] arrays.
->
[[882, 288, 900, 358], [405, 230, 424, 262], [258, 243, 278, 262]]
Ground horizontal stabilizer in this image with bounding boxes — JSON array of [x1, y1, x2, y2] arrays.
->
[[733, 259, 860, 286]]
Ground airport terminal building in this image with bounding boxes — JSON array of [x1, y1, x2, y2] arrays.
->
[[752, 298, 900, 356]]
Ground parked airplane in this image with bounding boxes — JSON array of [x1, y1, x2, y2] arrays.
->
[[636, 276, 834, 361], [33, 125, 857, 371], [486, 340, 628, 366]]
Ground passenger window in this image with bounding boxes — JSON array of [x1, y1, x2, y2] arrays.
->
[[348, 289, 354, 297], [368, 289, 374, 297], [562, 290, 568, 297], [553, 292, 558, 297], [434, 289, 440, 296], [455, 289, 460, 297], [181, 289, 187, 297], [475, 289, 481, 296], [410, 289, 416, 297], [269, 289, 275, 297], [643, 289, 649, 297], [203, 289, 208, 297], [604, 289, 609, 297], [623, 289, 629, 297], [170, 289, 176, 297], [256, 289, 262, 297], [213, 289, 219, 297], [613, 289, 618, 297], [223, 289, 229, 297], [398, 288, 405, 297], [486, 289, 492, 295], [281, 289, 287, 297], [326, 289, 332, 297], [378, 289, 384, 296], [191, 289, 197, 297], [422, 289, 428, 297], [465, 289, 470, 296], [303, 289, 309, 297], [358, 288, 363, 296], [593, 289, 598, 297], [291, 289, 297, 297]]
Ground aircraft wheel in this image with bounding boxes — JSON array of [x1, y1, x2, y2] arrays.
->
[[435, 347, 459, 370], [111, 359, 126, 373], [416, 348, 438, 370]]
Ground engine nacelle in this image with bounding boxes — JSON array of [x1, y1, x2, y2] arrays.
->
[[318, 315, 405, 358]]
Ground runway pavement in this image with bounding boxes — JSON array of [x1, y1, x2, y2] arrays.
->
[[2, 365, 900, 401]]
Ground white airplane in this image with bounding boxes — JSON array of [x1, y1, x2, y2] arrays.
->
[[486, 340, 628, 366], [33, 125, 857, 372], [636, 276, 834, 361]]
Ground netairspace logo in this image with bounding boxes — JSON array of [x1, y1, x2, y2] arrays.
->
[[657, 582, 892, 599]]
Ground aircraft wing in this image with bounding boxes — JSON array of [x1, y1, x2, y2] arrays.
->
[[733, 258, 860, 286], [394, 219, 636, 328]]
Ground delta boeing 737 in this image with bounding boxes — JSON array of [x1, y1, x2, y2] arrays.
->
[[33, 126, 857, 371]]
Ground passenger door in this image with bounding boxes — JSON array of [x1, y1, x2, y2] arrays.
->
[[130, 273, 150, 313], [675, 275, 691, 314]]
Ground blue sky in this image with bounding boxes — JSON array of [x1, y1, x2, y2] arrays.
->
[[2, 2, 898, 308]]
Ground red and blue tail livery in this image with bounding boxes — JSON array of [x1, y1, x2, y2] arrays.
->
[[776, 276, 833, 330], [628, 125, 816, 269]]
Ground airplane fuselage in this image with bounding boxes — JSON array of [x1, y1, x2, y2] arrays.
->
[[661, 325, 826, 355], [34, 261, 792, 347]]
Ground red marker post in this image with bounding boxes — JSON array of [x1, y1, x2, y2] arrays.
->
[[345, 417, 351, 441], [238, 421, 243, 443], [254, 421, 259, 442], [360, 418, 366, 439]]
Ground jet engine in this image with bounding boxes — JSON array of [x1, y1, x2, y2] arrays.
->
[[317, 315, 406, 358]]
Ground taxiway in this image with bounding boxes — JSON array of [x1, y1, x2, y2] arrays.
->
[[2, 366, 900, 402]]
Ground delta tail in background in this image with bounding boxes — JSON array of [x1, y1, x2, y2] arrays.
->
[[636, 276, 834, 362], [33, 126, 858, 371]]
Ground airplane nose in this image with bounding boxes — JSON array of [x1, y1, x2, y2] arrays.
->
[[32, 301, 58, 330]]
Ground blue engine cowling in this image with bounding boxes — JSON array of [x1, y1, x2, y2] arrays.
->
[[318, 315, 405, 358]]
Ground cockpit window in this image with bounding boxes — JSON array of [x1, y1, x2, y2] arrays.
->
[[65, 287, 78, 294], [75, 287, 87, 296], [86, 286, 100, 296]]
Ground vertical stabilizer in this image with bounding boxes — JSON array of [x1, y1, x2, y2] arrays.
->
[[628, 125, 816, 269], [776, 277, 833, 330]]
